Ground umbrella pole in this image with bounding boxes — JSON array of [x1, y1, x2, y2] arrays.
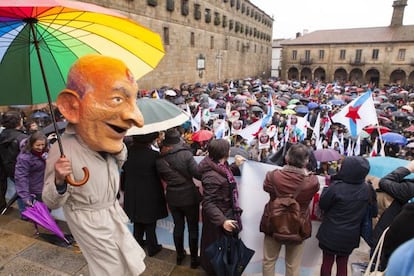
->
[[29, 22, 89, 186], [28, 21, 65, 157]]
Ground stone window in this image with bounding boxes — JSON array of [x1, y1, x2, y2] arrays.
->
[[292, 50, 297, 60], [241, 3, 245, 13], [147, 0, 157, 6], [372, 49, 379, 60], [222, 15, 227, 28], [167, 0, 174, 12], [319, 50, 325, 60], [230, 0, 235, 7], [181, 0, 189, 16], [339, 49, 346, 60], [190, 32, 195, 47], [246, 7, 250, 16], [210, 36, 214, 49], [194, 4, 201, 20], [229, 19, 234, 30], [163, 27, 169, 45], [205, 9, 211, 23], [214, 12, 221, 26], [398, 49, 406, 61], [224, 37, 228, 50]]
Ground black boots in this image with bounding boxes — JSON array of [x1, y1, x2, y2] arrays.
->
[[189, 238, 200, 269], [174, 235, 187, 265]]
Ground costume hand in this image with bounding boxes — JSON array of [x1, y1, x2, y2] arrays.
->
[[55, 156, 72, 185], [234, 155, 246, 166], [406, 160, 414, 173], [223, 219, 238, 232]]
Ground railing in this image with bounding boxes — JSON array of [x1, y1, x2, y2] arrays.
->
[[299, 58, 313, 65]]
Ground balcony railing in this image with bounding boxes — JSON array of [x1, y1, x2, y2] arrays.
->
[[299, 58, 313, 65], [349, 58, 365, 66]]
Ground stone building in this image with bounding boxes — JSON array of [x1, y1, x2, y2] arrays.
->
[[280, 0, 414, 88], [79, 0, 273, 90]]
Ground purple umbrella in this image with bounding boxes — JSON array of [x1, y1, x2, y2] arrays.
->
[[22, 201, 69, 244], [313, 148, 343, 162]]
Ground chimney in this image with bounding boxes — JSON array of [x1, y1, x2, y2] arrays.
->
[[390, 0, 407, 27], [296, 32, 301, 38]]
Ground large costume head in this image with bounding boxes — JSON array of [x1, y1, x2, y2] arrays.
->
[[57, 55, 144, 153]]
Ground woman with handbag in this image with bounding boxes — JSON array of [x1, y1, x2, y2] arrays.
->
[[198, 139, 246, 275]]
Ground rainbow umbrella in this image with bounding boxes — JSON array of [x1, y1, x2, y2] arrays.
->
[[0, 0, 164, 185], [0, 0, 164, 105]]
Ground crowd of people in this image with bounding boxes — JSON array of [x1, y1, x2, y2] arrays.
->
[[1, 65, 414, 275]]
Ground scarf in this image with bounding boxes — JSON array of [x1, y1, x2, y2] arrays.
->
[[218, 162, 243, 231]]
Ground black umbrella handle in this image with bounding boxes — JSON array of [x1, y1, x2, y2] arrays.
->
[[29, 22, 89, 186]]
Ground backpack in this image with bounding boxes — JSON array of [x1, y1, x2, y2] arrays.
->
[[260, 173, 311, 243]]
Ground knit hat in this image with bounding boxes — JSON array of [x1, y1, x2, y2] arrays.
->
[[163, 128, 181, 145]]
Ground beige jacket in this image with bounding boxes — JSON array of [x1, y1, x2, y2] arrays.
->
[[42, 125, 145, 275]]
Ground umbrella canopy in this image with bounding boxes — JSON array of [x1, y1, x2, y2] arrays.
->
[[281, 109, 296, 115], [381, 132, 408, 145], [367, 157, 414, 178], [42, 120, 68, 135], [0, 0, 165, 105], [404, 125, 414, 132], [192, 129, 214, 142], [313, 148, 342, 162], [30, 111, 50, 119], [363, 125, 391, 135], [307, 102, 319, 109], [127, 98, 189, 136], [22, 201, 69, 244]]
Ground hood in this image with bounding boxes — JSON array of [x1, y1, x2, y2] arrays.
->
[[334, 156, 370, 184]]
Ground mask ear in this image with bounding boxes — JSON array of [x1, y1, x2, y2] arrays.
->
[[56, 89, 81, 124]]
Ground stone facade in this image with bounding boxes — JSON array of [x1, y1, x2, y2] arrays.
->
[[78, 0, 273, 90], [279, 0, 414, 88]]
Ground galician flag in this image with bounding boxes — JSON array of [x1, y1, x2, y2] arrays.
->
[[331, 89, 378, 137]]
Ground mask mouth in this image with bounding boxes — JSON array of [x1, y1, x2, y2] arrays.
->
[[107, 123, 126, 134]]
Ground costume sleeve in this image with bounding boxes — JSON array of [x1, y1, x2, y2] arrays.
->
[[42, 142, 70, 209], [379, 167, 414, 204], [14, 154, 31, 202], [113, 143, 128, 169]]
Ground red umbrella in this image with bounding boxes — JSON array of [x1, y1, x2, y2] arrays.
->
[[22, 201, 70, 244], [363, 125, 391, 135], [192, 130, 214, 142], [404, 125, 414, 132], [313, 149, 342, 162]]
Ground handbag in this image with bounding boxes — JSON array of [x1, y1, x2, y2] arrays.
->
[[363, 227, 389, 276], [205, 233, 255, 276]]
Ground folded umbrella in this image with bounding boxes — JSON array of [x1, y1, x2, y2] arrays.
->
[[22, 201, 69, 244]]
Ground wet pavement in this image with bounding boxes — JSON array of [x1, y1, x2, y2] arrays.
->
[[0, 203, 370, 275], [0, 204, 207, 276]]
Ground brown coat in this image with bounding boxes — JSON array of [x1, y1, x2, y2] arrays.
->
[[260, 165, 320, 240]]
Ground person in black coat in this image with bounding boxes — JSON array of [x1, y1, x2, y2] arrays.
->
[[122, 132, 168, 257], [316, 156, 371, 276], [379, 202, 414, 271], [156, 128, 202, 268]]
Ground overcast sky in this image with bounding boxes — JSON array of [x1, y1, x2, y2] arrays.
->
[[250, 0, 414, 39]]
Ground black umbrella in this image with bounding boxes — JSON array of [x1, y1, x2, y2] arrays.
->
[[42, 121, 68, 135]]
